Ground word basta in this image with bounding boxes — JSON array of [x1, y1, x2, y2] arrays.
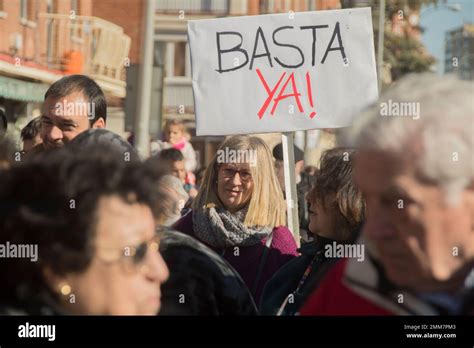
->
[[215, 22, 347, 73]]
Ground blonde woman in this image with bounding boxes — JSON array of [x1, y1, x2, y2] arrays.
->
[[173, 135, 298, 305]]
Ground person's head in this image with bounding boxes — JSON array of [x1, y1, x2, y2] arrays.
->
[[159, 148, 186, 183], [0, 145, 169, 315], [41, 75, 107, 150], [307, 148, 365, 242], [272, 143, 305, 189], [343, 73, 474, 292], [194, 135, 286, 227], [67, 128, 140, 163], [21, 117, 43, 153], [152, 175, 189, 226], [163, 119, 186, 145]]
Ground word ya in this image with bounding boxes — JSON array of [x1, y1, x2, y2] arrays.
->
[[0, 241, 38, 262], [380, 100, 420, 120], [257, 68, 317, 119], [324, 242, 365, 262], [216, 22, 346, 73], [55, 99, 96, 120], [216, 148, 257, 167], [18, 322, 55, 341]]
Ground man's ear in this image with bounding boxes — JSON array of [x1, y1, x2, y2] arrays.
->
[[92, 117, 105, 129]]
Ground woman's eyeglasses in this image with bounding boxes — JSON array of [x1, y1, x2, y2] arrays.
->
[[96, 234, 161, 273], [219, 166, 252, 182]]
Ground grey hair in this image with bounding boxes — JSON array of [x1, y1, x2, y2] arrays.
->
[[156, 175, 189, 226], [341, 73, 473, 204], [158, 175, 189, 205]]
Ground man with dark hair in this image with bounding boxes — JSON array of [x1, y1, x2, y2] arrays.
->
[[21, 117, 43, 153], [158, 148, 186, 184], [40, 75, 107, 150], [155, 148, 198, 199]]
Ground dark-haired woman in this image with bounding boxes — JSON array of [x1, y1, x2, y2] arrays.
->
[[0, 144, 168, 315], [260, 148, 366, 315]]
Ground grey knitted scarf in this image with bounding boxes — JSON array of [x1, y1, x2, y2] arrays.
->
[[193, 203, 271, 248]]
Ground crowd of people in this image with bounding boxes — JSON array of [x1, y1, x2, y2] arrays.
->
[[0, 72, 472, 315]]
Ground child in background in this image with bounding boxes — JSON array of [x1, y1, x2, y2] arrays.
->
[[158, 119, 197, 172], [151, 119, 198, 188]]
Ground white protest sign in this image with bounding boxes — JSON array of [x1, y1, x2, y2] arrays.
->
[[188, 8, 378, 136]]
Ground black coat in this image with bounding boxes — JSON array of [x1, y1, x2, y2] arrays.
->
[[159, 230, 258, 315], [259, 237, 339, 316]]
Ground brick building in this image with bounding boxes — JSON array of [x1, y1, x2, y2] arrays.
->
[[0, 0, 130, 138]]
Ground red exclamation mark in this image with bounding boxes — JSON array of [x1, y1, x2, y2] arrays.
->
[[306, 72, 316, 119]]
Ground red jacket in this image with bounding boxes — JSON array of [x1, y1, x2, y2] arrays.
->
[[300, 244, 474, 316], [299, 259, 393, 315]]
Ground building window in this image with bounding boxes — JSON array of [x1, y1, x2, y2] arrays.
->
[[20, 0, 27, 20], [0, 0, 7, 19], [20, 0, 36, 26], [46, 0, 56, 13], [174, 42, 186, 77], [156, 37, 191, 80], [71, 0, 78, 15]]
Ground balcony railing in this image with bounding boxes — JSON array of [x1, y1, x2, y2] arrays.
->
[[155, 0, 229, 15], [37, 13, 131, 84]]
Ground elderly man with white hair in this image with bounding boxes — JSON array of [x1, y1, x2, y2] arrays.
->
[[300, 73, 474, 315]]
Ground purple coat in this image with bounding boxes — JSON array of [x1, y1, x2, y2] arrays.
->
[[172, 212, 298, 306]]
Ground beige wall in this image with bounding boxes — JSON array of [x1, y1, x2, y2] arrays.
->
[[92, 0, 144, 65], [0, 0, 93, 60]]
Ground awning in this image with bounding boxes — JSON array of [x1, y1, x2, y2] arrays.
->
[[0, 75, 49, 102]]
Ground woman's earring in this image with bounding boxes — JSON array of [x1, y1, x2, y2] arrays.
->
[[59, 283, 72, 296]]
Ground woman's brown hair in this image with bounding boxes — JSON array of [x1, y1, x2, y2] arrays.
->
[[310, 147, 365, 241]]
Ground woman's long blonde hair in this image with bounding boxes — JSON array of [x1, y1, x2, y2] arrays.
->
[[193, 135, 286, 228]]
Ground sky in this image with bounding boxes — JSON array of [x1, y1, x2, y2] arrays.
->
[[419, 0, 474, 74]]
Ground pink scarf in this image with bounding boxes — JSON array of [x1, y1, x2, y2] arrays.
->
[[171, 137, 186, 150]]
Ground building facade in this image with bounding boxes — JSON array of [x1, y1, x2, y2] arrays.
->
[[445, 24, 474, 80], [0, 0, 130, 139]]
